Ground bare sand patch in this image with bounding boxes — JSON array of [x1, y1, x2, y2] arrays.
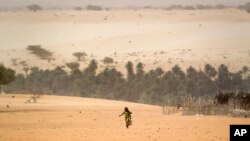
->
[[0, 94, 249, 141]]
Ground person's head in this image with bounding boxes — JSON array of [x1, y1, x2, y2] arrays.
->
[[124, 107, 129, 112]]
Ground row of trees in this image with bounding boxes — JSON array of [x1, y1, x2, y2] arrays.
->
[[26, 3, 250, 12], [5, 60, 250, 105], [160, 4, 227, 10], [27, 4, 103, 12]]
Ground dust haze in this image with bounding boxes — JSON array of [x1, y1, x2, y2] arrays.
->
[[0, 0, 250, 141]]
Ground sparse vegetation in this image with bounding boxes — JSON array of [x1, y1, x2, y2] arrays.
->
[[215, 4, 226, 10], [27, 45, 53, 61], [74, 7, 82, 11], [73, 52, 87, 61], [86, 5, 103, 11], [183, 6, 196, 10], [27, 4, 42, 12], [103, 57, 114, 67], [165, 4, 227, 11]]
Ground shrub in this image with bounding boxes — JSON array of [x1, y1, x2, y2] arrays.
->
[[27, 4, 42, 12], [86, 5, 103, 11], [75, 7, 82, 11], [183, 6, 196, 10], [215, 4, 226, 9]]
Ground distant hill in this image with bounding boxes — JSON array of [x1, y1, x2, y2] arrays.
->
[[0, 0, 249, 8]]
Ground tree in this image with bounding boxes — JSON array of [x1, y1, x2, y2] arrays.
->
[[27, 4, 42, 12], [66, 62, 80, 72], [135, 62, 145, 80], [84, 59, 98, 76], [172, 65, 185, 80], [230, 72, 243, 90], [0, 64, 15, 93], [27, 45, 53, 61], [23, 67, 29, 76], [50, 67, 68, 94], [216, 64, 230, 90], [155, 67, 164, 78], [125, 61, 135, 81], [243, 2, 250, 13], [241, 65, 249, 78], [96, 68, 125, 99], [204, 64, 217, 79], [73, 52, 87, 61], [103, 57, 114, 67], [186, 66, 197, 80]]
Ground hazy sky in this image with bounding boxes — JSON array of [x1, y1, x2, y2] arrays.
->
[[0, 0, 249, 8]]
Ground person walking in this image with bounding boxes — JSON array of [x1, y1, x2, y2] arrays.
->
[[119, 107, 132, 128]]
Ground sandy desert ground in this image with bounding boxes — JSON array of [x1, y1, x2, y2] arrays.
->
[[0, 9, 250, 74], [0, 94, 249, 141]]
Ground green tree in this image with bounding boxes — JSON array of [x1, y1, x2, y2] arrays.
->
[[241, 65, 249, 78], [186, 66, 198, 94], [230, 72, 243, 91], [135, 62, 145, 80], [66, 62, 80, 72], [0, 64, 15, 93], [172, 65, 185, 80], [80, 60, 98, 96], [84, 59, 98, 76], [125, 61, 135, 81], [216, 64, 230, 90], [204, 64, 217, 79]]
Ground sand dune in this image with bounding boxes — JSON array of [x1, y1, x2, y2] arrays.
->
[[0, 94, 249, 141], [0, 9, 250, 73]]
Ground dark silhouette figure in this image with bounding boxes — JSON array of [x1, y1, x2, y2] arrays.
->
[[119, 107, 132, 128]]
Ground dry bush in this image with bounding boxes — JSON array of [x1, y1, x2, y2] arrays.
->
[[183, 104, 230, 115], [230, 109, 250, 118], [162, 106, 180, 115], [24, 94, 41, 103], [182, 92, 250, 117]]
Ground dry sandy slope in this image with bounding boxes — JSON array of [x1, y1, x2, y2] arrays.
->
[[0, 9, 250, 74], [0, 94, 249, 141]]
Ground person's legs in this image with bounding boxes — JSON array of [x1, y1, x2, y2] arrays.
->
[[125, 118, 130, 128]]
